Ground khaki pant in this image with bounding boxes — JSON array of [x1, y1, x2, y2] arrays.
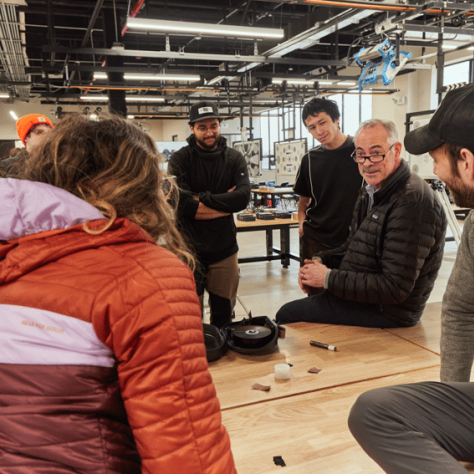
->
[[196, 253, 239, 328]]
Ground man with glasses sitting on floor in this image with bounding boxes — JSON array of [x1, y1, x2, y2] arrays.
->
[[276, 118, 447, 328]]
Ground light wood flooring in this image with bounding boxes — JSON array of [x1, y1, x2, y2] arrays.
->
[[205, 218, 474, 473]]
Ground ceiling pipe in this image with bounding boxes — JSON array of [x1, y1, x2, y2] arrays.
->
[[121, 0, 145, 37], [303, 0, 474, 16]]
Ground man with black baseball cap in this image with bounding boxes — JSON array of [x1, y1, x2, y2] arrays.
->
[[349, 84, 474, 474], [168, 101, 251, 328]]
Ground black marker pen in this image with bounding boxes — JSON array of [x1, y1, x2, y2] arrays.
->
[[310, 340, 338, 352]]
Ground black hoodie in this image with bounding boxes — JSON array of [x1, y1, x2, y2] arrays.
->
[[168, 135, 251, 264]]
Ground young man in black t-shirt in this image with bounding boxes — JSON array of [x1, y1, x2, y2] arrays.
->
[[294, 97, 362, 294]]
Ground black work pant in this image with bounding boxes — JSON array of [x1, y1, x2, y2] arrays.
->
[[276, 291, 399, 328]]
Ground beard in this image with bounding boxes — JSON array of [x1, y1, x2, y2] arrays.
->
[[447, 178, 474, 208], [195, 135, 219, 151]]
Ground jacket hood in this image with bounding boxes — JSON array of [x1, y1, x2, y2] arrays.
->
[[0, 178, 154, 285], [1, 178, 105, 241]]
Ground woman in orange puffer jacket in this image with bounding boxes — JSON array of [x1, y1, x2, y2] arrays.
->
[[0, 113, 236, 474]]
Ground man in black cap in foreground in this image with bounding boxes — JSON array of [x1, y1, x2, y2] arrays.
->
[[168, 101, 250, 328], [349, 84, 474, 474]]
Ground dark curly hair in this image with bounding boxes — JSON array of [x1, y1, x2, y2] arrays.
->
[[302, 97, 340, 126], [19, 112, 194, 269]]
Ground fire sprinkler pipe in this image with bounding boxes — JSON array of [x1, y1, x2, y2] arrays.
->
[[121, 0, 145, 37]]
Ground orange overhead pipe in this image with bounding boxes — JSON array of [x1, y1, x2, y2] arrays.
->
[[162, 88, 221, 92], [304, 0, 474, 15], [71, 85, 159, 91]]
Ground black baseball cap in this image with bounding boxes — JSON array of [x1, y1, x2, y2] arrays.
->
[[404, 84, 474, 155], [189, 101, 221, 124]]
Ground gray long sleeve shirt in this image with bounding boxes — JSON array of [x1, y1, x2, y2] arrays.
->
[[441, 211, 474, 382]]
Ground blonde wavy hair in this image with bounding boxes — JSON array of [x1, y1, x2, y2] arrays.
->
[[20, 112, 194, 270]]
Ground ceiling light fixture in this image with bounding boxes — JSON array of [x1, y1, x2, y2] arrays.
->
[[80, 96, 109, 100], [9, 110, 17, 120], [272, 78, 311, 85], [0, 93, 9, 98], [94, 72, 200, 82], [125, 96, 165, 102], [80, 95, 166, 102], [207, 75, 227, 86], [238, 62, 260, 73], [126, 17, 284, 39]]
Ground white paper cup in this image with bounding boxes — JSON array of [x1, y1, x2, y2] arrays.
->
[[274, 363, 291, 380]]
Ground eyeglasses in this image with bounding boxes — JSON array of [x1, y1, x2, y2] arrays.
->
[[352, 143, 395, 163], [194, 123, 220, 133]]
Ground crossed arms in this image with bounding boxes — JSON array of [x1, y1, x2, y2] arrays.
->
[[192, 186, 236, 220]]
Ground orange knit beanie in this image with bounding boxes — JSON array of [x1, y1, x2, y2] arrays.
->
[[16, 114, 53, 145]]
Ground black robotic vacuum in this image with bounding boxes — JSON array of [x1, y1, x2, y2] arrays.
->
[[220, 316, 279, 355]]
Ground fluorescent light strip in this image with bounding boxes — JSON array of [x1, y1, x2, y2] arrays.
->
[[94, 72, 200, 82], [237, 62, 259, 73], [10, 110, 17, 120], [81, 96, 109, 100], [80, 95, 165, 102], [127, 17, 284, 39], [207, 75, 226, 85], [0, 93, 9, 98], [126, 97, 165, 102], [125, 74, 200, 81]]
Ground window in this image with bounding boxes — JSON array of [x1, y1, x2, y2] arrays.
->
[[260, 109, 281, 169], [431, 59, 471, 108], [222, 133, 243, 148], [343, 94, 361, 136], [443, 60, 470, 87], [258, 94, 372, 170]]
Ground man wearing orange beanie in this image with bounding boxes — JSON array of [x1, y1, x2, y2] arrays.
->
[[0, 114, 54, 176], [16, 113, 53, 152]]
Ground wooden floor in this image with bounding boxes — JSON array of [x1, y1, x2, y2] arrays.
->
[[205, 220, 474, 473]]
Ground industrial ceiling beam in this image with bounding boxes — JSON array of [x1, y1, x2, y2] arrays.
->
[[403, 23, 474, 36], [41, 45, 347, 67]]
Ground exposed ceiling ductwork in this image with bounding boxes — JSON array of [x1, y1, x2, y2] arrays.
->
[[0, 0, 470, 117]]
